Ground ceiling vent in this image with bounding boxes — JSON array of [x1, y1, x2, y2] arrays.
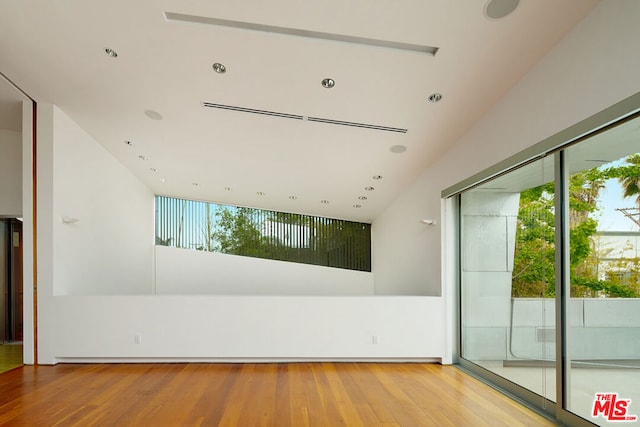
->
[[306, 117, 407, 133], [202, 102, 407, 134], [202, 102, 303, 120], [165, 12, 438, 56]]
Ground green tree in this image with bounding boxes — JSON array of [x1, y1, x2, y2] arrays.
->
[[512, 161, 640, 298], [608, 256, 640, 295], [264, 212, 371, 270], [212, 207, 270, 257], [512, 186, 556, 297], [615, 154, 640, 207], [511, 166, 640, 298], [155, 236, 173, 246], [572, 276, 639, 298]]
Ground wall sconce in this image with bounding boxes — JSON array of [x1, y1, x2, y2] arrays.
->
[[61, 216, 80, 224], [420, 219, 436, 226]]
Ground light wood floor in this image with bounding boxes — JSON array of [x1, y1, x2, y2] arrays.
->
[[0, 362, 557, 426]]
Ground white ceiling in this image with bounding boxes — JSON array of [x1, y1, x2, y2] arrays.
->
[[0, 0, 598, 222], [0, 76, 22, 132]]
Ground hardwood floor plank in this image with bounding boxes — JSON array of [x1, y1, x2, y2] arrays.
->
[[190, 363, 242, 426], [274, 363, 293, 427], [287, 363, 313, 427], [0, 362, 557, 426]]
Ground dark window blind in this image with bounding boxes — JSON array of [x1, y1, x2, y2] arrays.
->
[[155, 196, 371, 272]]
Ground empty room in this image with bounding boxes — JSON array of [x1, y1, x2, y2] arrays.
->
[[1, 1, 639, 425]]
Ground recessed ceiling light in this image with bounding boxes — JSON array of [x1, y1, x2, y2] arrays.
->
[[256, 191, 265, 196], [359, 196, 368, 201], [372, 175, 383, 180], [125, 140, 135, 147], [149, 167, 158, 172], [212, 62, 226, 74], [321, 78, 335, 89], [353, 204, 362, 209], [224, 187, 232, 191], [484, 0, 520, 19], [364, 186, 374, 191], [289, 196, 298, 200], [321, 200, 330, 204], [390, 145, 407, 154], [144, 109, 163, 120], [160, 178, 167, 183], [104, 48, 118, 58], [192, 182, 200, 187], [138, 155, 147, 160], [428, 93, 442, 103]]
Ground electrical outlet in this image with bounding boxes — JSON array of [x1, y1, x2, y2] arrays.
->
[[372, 335, 380, 345], [134, 335, 142, 345]]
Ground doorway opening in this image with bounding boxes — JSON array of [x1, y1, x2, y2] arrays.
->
[[0, 72, 28, 371], [0, 218, 23, 372]]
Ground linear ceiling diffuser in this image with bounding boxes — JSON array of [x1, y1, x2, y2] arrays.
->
[[165, 12, 438, 56], [202, 103, 304, 120], [202, 102, 408, 134]]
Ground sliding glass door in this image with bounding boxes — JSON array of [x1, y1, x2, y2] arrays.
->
[[563, 116, 640, 425], [455, 105, 640, 426], [460, 156, 556, 408]]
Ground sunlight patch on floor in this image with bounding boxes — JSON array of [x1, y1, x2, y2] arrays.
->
[[0, 343, 23, 374]]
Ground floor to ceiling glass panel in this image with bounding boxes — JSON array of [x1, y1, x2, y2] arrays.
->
[[460, 156, 556, 406], [564, 115, 640, 426]]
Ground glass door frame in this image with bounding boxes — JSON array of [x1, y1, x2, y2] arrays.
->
[[444, 91, 640, 427]]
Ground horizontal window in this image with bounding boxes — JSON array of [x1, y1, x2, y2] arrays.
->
[[155, 196, 371, 272]]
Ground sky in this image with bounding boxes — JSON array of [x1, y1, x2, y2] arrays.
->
[[593, 178, 639, 232]]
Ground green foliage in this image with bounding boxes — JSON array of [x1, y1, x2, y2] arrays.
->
[[155, 236, 172, 246], [617, 154, 640, 205], [208, 205, 371, 270], [511, 236, 555, 297], [511, 161, 640, 299], [212, 207, 270, 257], [600, 154, 640, 205], [571, 276, 639, 298], [512, 188, 556, 297], [155, 195, 371, 271], [604, 256, 640, 296], [569, 218, 597, 267]]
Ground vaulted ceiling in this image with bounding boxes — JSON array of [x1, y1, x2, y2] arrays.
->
[[0, 0, 598, 222]]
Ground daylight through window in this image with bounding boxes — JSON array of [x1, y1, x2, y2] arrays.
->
[[155, 196, 371, 272]]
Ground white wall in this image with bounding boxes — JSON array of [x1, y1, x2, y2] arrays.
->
[[460, 192, 520, 359], [50, 107, 154, 295], [373, 0, 640, 296], [156, 245, 374, 295], [467, 299, 567, 361], [468, 298, 640, 361], [0, 128, 22, 216], [35, 1, 640, 365], [43, 295, 446, 363], [36, 104, 449, 364], [37, 104, 154, 361]]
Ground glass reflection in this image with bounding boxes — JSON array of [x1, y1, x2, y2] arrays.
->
[[565, 115, 640, 426], [461, 156, 556, 405]]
